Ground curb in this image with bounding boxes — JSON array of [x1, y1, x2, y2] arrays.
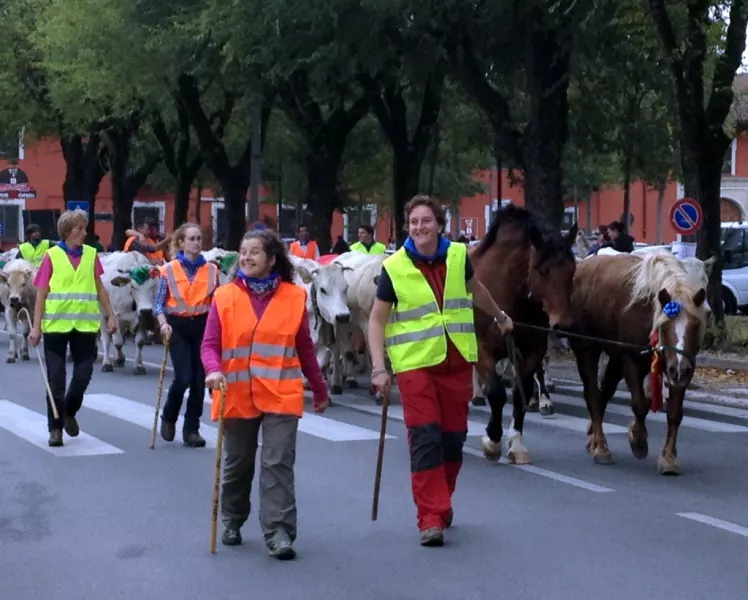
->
[[697, 355, 748, 372], [551, 382, 748, 412]]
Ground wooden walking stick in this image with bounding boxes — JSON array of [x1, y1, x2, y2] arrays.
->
[[149, 339, 170, 450], [371, 391, 390, 521], [209, 384, 227, 554], [19, 308, 59, 421]]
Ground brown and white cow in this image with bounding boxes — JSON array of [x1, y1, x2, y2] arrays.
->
[[0, 258, 37, 363]]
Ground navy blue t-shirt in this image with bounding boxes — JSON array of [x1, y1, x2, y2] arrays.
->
[[375, 252, 474, 304]]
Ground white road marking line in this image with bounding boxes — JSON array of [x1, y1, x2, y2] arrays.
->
[[461, 447, 614, 493], [0, 400, 124, 457], [83, 393, 219, 448], [469, 403, 628, 435], [676, 512, 748, 538], [337, 400, 486, 436], [553, 393, 748, 433], [203, 395, 395, 442]]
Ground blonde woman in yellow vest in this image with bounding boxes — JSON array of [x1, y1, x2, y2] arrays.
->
[[29, 209, 118, 448], [368, 195, 512, 548], [18, 224, 54, 267]]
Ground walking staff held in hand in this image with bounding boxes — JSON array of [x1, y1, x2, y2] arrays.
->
[[200, 229, 330, 560], [368, 195, 513, 547], [155, 223, 220, 448], [29, 209, 117, 447]]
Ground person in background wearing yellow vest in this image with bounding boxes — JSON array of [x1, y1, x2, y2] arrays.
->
[[29, 209, 118, 447], [350, 224, 386, 254], [368, 195, 513, 547], [124, 220, 170, 265], [200, 229, 330, 559], [155, 222, 219, 448], [288, 224, 319, 259], [17, 224, 55, 267]]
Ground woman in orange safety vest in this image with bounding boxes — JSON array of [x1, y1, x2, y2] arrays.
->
[[200, 229, 330, 560], [155, 222, 219, 448]]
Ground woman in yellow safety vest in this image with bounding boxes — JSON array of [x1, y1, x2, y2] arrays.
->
[[368, 195, 513, 548], [29, 209, 118, 447]]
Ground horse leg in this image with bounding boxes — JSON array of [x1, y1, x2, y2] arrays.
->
[[505, 358, 537, 465], [479, 371, 507, 462], [575, 346, 611, 464], [533, 360, 554, 417], [658, 385, 685, 475], [619, 357, 649, 460], [471, 367, 486, 406]]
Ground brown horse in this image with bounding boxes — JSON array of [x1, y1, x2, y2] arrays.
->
[[470, 204, 577, 464], [569, 252, 708, 475]]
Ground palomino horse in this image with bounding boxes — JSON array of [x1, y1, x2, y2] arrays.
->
[[569, 252, 709, 474], [470, 204, 577, 464]]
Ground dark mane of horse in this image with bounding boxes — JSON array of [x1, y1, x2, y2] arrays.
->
[[474, 203, 573, 262]]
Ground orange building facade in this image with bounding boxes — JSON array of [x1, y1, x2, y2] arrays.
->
[[1, 134, 747, 251]]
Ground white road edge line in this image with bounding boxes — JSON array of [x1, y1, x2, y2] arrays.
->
[[676, 512, 748, 538]]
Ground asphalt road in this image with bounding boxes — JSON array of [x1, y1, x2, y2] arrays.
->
[[1, 333, 748, 600]]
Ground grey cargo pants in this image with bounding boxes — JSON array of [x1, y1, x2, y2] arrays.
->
[[221, 414, 299, 544]]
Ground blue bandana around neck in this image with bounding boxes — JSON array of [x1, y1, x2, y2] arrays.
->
[[177, 250, 206, 269], [58, 240, 83, 258], [236, 271, 281, 295], [403, 235, 451, 261]]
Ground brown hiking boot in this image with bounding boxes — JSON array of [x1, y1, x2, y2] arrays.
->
[[160, 420, 175, 442], [183, 431, 206, 448], [419, 527, 444, 547], [64, 416, 80, 437], [48, 429, 63, 447]]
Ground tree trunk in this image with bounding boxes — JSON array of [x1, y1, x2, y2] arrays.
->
[[110, 141, 132, 251], [306, 161, 339, 255], [60, 135, 107, 241], [622, 150, 632, 232], [392, 151, 423, 245], [172, 175, 192, 229], [655, 179, 665, 244]]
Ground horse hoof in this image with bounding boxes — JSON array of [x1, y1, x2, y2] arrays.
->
[[6, 357, 15, 363], [629, 438, 648, 460], [102, 364, 114, 373], [134, 366, 147, 375], [526, 402, 539, 413], [471, 396, 486, 406], [114, 360, 126, 368], [480, 436, 502, 462], [592, 450, 613, 465], [21, 353, 30, 361], [546, 383, 556, 393], [331, 385, 343, 395], [539, 404, 555, 417], [507, 450, 531, 465], [657, 455, 680, 476], [346, 380, 359, 389]]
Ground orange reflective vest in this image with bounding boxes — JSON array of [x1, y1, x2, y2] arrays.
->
[[289, 240, 318, 259], [161, 260, 218, 317], [124, 236, 165, 264], [210, 280, 307, 420]]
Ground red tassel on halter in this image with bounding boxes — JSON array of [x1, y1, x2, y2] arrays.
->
[[649, 330, 663, 413]]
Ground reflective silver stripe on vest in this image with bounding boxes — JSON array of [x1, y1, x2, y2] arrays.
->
[[46, 292, 98, 301], [387, 298, 472, 324], [222, 343, 297, 361], [385, 322, 475, 346], [443, 298, 473, 310], [164, 263, 216, 315], [226, 366, 303, 382], [42, 313, 101, 321]]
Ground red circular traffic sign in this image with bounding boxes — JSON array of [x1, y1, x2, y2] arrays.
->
[[669, 197, 703, 235]]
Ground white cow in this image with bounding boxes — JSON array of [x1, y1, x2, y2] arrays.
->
[[330, 252, 387, 395], [0, 259, 37, 362], [99, 251, 161, 374], [202, 248, 238, 285], [289, 255, 353, 384]]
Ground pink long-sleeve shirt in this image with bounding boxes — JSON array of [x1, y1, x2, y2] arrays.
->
[[200, 279, 329, 407]]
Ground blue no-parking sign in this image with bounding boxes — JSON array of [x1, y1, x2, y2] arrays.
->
[[669, 198, 703, 235]]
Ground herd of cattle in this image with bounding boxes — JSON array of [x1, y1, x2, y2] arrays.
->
[[0, 238, 715, 417]]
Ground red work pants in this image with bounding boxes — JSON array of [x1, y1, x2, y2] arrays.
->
[[398, 362, 472, 530]]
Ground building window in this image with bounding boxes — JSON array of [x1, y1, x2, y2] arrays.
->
[[0, 130, 21, 162], [132, 202, 165, 232], [722, 139, 737, 175], [0, 203, 21, 242], [23, 209, 61, 240], [277, 203, 313, 240], [345, 204, 376, 242]]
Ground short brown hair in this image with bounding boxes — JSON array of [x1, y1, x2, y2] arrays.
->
[[57, 209, 88, 240], [403, 195, 446, 231]]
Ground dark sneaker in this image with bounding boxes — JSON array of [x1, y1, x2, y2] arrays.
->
[[268, 539, 296, 560], [183, 431, 206, 448], [48, 429, 63, 447], [160, 420, 175, 442], [221, 528, 242, 546], [444, 509, 454, 528], [64, 416, 80, 437], [419, 527, 444, 547]]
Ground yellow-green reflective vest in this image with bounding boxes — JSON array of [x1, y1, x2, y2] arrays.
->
[[350, 241, 386, 255], [19, 240, 50, 267], [383, 243, 477, 374], [41, 245, 100, 334]]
